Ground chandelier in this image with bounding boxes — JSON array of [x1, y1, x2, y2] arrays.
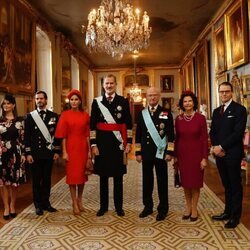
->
[[129, 50, 142, 102], [85, 0, 152, 58]]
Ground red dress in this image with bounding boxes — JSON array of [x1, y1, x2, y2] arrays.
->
[[175, 112, 208, 188], [55, 110, 90, 184]]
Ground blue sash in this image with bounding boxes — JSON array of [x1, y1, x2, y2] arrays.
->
[[142, 108, 167, 159]]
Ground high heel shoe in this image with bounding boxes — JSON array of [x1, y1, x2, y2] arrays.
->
[[190, 216, 198, 222], [10, 212, 17, 218], [182, 214, 191, 220], [72, 203, 81, 216], [3, 214, 10, 220]]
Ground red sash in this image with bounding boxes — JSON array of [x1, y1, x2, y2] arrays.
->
[[96, 122, 127, 146]]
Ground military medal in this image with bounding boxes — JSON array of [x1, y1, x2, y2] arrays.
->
[[117, 105, 122, 111], [159, 123, 165, 129], [117, 113, 122, 119]]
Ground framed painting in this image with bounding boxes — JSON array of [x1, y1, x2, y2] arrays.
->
[[214, 24, 226, 73], [182, 58, 195, 92], [242, 75, 250, 95], [195, 40, 211, 119], [0, 1, 35, 95], [160, 75, 174, 92], [125, 74, 149, 87], [161, 97, 174, 110], [225, 0, 248, 69], [0, 0, 10, 82]]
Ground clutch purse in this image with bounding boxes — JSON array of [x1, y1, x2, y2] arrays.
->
[[173, 162, 181, 188], [85, 158, 94, 175]]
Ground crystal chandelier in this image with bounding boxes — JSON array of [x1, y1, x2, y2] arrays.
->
[[130, 83, 142, 102], [129, 50, 142, 102], [85, 0, 152, 58]]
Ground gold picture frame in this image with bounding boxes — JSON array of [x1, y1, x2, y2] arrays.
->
[[195, 40, 211, 119], [214, 24, 226, 73], [242, 75, 250, 95], [160, 75, 174, 92], [182, 58, 195, 92], [0, 1, 35, 95], [161, 97, 174, 111], [225, 0, 248, 69]]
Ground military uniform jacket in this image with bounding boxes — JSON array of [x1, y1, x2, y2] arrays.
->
[[135, 105, 174, 161], [90, 94, 132, 177], [24, 110, 61, 159]]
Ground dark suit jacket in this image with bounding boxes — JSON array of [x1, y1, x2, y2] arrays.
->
[[24, 110, 61, 159], [210, 100, 247, 159], [135, 105, 175, 161]]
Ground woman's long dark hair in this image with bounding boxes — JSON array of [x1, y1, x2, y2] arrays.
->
[[1, 93, 18, 118]]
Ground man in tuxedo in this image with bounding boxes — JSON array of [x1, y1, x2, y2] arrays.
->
[[90, 74, 132, 217], [135, 87, 174, 221], [210, 82, 247, 228], [25, 91, 61, 216]]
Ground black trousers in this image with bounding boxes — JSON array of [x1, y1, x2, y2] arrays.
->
[[30, 158, 53, 209], [216, 157, 243, 221], [142, 158, 168, 214], [99, 176, 123, 212]]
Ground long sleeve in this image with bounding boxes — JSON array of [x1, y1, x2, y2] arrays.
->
[[200, 115, 208, 159]]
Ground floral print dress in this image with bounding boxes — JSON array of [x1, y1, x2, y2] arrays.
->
[[0, 117, 26, 186]]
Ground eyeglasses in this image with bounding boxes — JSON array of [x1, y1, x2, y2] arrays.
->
[[219, 90, 231, 94]]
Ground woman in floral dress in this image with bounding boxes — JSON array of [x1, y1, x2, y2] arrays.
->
[[0, 94, 26, 220]]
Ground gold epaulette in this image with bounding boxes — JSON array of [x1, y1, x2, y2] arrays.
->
[[90, 130, 96, 140], [135, 143, 141, 151], [127, 129, 133, 138], [167, 142, 174, 151]]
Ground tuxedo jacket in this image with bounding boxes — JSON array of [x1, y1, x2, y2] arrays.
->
[[135, 105, 175, 161], [210, 100, 247, 159], [24, 110, 61, 159]]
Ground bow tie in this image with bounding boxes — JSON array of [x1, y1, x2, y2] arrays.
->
[[39, 110, 46, 115]]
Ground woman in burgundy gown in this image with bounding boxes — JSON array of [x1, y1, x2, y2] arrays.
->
[[55, 89, 90, 215], [175, 91, 208, 221]]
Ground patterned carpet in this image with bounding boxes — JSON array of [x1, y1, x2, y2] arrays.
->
[[0, 160, 249, 250]]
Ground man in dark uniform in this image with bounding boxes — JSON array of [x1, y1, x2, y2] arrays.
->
[[210, 82, 247, 228], [25, 91, 61, 216], [90, 74, 132, 217], [135, 87, 174, 221]]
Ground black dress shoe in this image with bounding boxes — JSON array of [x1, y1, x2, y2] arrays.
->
[[36, 208, 44, 216], [43, 205, 57, 212], [10, 212, 17, 218], [224, 219, 239, 229], [139, 208, 153, 218], [3, 214, 10, 220], [116, 210, 125, 216], [156, 213, 166, 221], [212, 213, 230, 221], [96, 209, 108, 217]]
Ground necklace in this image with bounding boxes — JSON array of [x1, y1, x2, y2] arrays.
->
[[183, 112, 195, 122]]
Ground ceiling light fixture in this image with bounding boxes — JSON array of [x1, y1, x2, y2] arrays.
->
[[84, 0, 152, 59], [130, 50, 142, 102]]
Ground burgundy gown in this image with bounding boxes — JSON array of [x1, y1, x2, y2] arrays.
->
[[55, 110, 90, 185], [175, 112, 208, 188]]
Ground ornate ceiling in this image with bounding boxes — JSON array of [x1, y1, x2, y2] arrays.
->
[[27, 0, 225, 68]]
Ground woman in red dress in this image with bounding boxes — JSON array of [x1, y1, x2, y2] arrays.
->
[[175, 91, 208, 221], [55, 89, 90, 215]]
